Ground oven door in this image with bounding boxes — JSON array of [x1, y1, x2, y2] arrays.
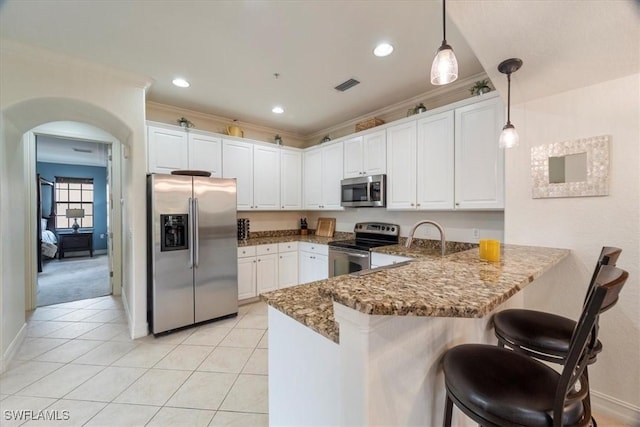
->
[[328, 246, 370, 277]]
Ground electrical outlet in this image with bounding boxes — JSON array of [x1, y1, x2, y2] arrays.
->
[[472, 228, 480, 239], [100, 234, 105, 239]]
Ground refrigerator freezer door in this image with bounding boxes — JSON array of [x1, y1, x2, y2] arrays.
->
[[193, 177, 239, 322], [150, 174, 195, 333]]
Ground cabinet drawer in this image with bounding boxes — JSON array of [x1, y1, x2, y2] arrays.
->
[[238, 246, 256, 258], [278, 241, 299, 253], [257, 243, 278, 255], [298, 242, 328, 256]]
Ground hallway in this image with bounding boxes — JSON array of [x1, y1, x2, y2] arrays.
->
[[0, 296, 268, 426]]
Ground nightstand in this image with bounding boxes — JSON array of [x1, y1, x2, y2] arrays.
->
[[58, 231, 93, 259]]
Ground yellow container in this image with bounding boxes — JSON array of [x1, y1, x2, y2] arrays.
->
[[479, 239, 501, 262]]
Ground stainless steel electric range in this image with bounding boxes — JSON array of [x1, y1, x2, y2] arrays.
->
[[328, 222, 400, 277]]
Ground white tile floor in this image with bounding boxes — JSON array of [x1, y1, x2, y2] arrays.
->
[[0, 296, 269, 426]]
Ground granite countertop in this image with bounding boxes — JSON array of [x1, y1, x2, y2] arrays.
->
[[261, 244, 569, 344]]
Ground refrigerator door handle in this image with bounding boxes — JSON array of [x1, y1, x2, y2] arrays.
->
[[194, 197, 200, 268], [188, 197, 194, 269]]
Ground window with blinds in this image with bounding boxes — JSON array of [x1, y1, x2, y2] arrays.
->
[[55, 177, 94, 230]]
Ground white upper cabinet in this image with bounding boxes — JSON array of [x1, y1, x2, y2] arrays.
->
[[223, 139, 280, 211], [321, 141, 344, 209], [280, 148, 302, 210], [253, 144, 281, 210], [188, 133, 222, 177], [303, 141, 344, 210], [386, 121, 417, 209], [148, 125, 222, 176], [343, 130, 386, 178], [303, 147, 323, 209], [223, 139, 254, 210], [416, 111, 454, 210], [454, 96, 505, 209]]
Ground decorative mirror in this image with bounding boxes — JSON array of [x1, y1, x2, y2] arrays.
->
[[531, 135, 610, 198]]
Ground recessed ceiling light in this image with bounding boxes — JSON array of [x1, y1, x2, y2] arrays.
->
[[172, 78, 190, 88], [272, 106, 284, 114], [373, 43, 394, 57]]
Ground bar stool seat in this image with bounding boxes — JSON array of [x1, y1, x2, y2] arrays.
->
[[494, 309, 603, 363], [443, 344, 585, 427]]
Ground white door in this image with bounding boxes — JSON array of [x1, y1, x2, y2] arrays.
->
[[386, 121, 417, 209], [321, 142, 344, 210], [188, 133, 222, 177], [223, 139, 254, 210], [363, 130, 386, 176], [257, 253, 278, 293], [280, 149, 302, 210], [278, 251, 299, 288], [253, 144, 280, 210], [147, 126, 188, 173], [303, 148, 323, 209], [454, 97, 505, 209], [238, 256, 257, 300], [416, 111, 455, 210], [343, 136, 364, 178]]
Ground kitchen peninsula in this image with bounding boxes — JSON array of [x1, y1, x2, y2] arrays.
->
[[262, 244, 569, 427]]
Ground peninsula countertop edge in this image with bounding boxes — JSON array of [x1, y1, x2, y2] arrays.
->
[[260, 244, 570, 344]]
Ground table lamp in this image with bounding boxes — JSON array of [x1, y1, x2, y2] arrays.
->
[[65, 208, 85, 233]]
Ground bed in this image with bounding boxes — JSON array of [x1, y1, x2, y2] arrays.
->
[[37, 174, 57, 272]]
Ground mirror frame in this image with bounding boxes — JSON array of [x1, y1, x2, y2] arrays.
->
[[531, 135, 610, 199]]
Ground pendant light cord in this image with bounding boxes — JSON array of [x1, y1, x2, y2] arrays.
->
[[442, 0, 447, 43], [506, 72, 512, 125]]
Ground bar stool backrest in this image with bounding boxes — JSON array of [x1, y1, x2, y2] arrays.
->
[[583, 247, 622, 307], [554, 265, 628, 427]]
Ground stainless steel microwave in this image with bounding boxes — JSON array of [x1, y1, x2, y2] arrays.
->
[[340, 174, 386, 207]]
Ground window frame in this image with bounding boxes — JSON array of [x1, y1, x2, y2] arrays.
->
[[54, 176, 95, 230]]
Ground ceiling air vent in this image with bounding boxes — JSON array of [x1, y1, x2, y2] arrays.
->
[[334, 78, 360, 92]]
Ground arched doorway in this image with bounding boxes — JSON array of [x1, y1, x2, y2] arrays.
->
[[1, 97, 131, 311]]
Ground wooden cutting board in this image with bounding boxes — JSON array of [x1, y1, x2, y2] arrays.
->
[[316, 217, 336, 237]]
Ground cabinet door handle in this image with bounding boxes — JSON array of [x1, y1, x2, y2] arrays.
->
[[282, 206, 284, 209], [455, 202, 460, 206], [258, 259, 261, 262], [417, 203, 421, 207], [410, 203, 414, 206]]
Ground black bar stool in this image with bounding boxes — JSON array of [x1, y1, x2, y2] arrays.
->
[[441, 265, 628, 427], [493, 247, 622, 365]]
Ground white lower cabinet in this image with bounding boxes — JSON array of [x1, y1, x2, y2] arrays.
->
[[278, 242, 299, 289], [370, 252, 413, 268], [299, 243, 329, 284], [237, 246, 257, 300], [256, 244, 278, 294]]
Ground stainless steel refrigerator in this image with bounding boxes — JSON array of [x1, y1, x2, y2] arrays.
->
[[147, 173, 238, 335]]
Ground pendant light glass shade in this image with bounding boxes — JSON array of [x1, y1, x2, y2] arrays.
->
[[430, 0, 458, 85], [430, 42, 458, 85], [499, 123, 519, 148]]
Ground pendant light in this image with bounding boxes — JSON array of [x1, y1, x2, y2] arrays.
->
[[498, 58, 523, 148], [430, 0, 458, 85]]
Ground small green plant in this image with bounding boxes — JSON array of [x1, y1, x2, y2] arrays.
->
[[470, 79, 491, 96]]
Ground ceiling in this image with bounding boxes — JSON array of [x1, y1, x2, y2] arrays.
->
[[0, 0, 485, 136], [37, 135, 109, 167], [1, 1, 637, 140]]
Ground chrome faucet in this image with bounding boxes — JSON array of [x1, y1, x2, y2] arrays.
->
[[405, 220, 447, 256]]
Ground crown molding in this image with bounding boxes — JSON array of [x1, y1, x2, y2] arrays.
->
[[145, 100, 306, 140], [304, 71, 491, 141]]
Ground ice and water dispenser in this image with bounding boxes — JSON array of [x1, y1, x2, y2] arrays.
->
[[160, 214, 189, 251]]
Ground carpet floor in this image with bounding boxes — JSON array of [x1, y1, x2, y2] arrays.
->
[[37, 255, 111, 306]]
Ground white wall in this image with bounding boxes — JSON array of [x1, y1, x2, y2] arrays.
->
[[505, 74, 640, 420], [0, 40, 152, 369]]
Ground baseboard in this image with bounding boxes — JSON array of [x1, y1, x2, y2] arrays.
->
[[592, 390, 640, 426], [0, 322, 27, 374]]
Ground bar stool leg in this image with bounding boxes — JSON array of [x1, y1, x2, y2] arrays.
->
[[443, 393, 453, 427]]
